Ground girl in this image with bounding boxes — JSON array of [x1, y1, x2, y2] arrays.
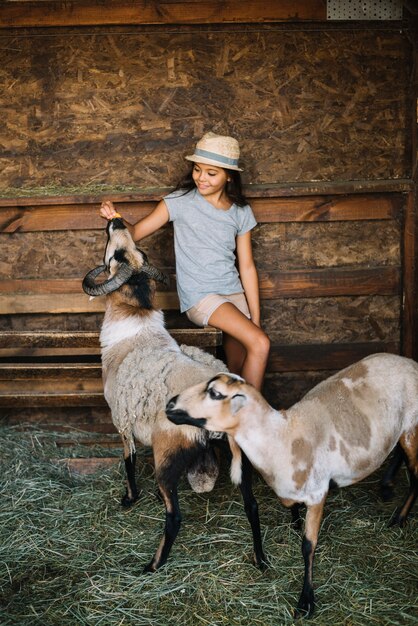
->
[[100, 132, 270, 391]]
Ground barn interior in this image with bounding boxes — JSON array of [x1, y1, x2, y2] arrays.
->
[[0, 2, 417, 623]]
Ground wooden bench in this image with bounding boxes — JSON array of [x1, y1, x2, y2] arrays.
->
[[0, 325, 222, 409]]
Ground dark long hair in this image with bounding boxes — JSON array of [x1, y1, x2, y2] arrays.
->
[[173, 164, 248, 207]]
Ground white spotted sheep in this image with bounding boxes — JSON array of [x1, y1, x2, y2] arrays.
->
[[166, 353, 418, 617], [82, 217, 264, 572]]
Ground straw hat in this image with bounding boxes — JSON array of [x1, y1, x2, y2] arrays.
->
[[185, 132, 243, 171]]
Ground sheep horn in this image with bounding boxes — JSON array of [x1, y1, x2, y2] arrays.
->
[[82, 263, 134, 296], [141, 262, 170, 287]]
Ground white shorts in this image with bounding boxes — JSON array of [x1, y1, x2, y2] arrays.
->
[[186, 293, 250, 327]]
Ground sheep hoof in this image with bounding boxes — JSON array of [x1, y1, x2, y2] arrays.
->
[[254, 552, 269, 571], [294, 590, 315, 619], [121, 492, 139, 507], [143, 561, 157, 574], [388, 507, 406, 528]]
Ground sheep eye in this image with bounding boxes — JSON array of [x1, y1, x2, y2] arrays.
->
[[208, 387, 225, 400]]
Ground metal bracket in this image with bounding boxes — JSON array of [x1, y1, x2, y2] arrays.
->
[[327, 0, 403, 20]]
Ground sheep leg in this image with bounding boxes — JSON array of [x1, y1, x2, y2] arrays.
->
[[121, 437, 139, 507], [144, 480, 182, 573], [294, 495, 326, 619], [290, 503, 303, 530], [239, 451, 268, 570], [380, 443, 403, 502], [144, 437, 201, 572], [389, 430, 418, 527]]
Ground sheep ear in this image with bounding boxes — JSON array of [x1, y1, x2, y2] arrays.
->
[[231, 393, 246, 415]]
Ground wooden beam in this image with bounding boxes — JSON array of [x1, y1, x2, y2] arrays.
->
[[0, 180, 412, 208], [402, 190, 417, 357], [0, 194, 402, 233], [259, 267, 401, 298], [52, 457, 119, 475], [0, 327, 222, 351], [0, 267, 400, 316], [268, 341, 399, 372], [0, 289, 178, 313], [0, 391, 107, 408], [0, 363, 102, 379], [0, 1, 327, 28]]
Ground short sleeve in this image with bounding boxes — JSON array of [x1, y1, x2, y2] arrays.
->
[[164, 190, 186, 222], [237, 204, 257, 236]]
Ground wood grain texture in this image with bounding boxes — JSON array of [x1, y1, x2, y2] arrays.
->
[[0, 193, 401, 233], [0, 28, 410, 189], [0, 1, 327, 28]]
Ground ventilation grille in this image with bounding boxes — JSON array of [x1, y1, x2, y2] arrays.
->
[[327, 0, 403, 20]]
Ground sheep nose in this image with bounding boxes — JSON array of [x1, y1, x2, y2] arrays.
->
[[166, 396, 178, 411]]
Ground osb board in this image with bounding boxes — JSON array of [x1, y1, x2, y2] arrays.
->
[[252, 220, 401, 270], [0, 27, 411, 191], [0, 220, 400, 280], [264, 370, 335, 409], [261, 295, 400, 345]]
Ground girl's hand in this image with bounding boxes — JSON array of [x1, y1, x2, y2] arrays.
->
[[100, 200, 120, 220]]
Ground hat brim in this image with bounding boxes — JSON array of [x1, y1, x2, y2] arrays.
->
[[185, 154, 243, 172]]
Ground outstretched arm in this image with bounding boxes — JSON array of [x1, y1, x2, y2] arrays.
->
[[100, 199, 170, 242]]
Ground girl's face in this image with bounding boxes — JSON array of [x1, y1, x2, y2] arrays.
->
[[192, 163, 229, 197]]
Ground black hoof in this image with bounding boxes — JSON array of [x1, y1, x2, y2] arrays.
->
[[143, 561, 156, 574], [121, 491, 139, 507], [388, 508, 406, 528], [254, 552, 269, 571], [294, 591, 315, 619]]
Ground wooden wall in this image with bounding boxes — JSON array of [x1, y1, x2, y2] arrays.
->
[[0, 26, 411, 192], [0, 13, 416, 422]]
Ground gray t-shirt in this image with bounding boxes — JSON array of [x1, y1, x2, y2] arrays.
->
[[164, 189, 257, 312]]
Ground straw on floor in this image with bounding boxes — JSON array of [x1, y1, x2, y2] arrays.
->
[[0, 425, 416, 626]]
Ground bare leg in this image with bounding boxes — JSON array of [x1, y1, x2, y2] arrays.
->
[[208, 302, 270, 391]]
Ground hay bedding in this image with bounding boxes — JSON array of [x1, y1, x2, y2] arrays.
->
[[0, 426, 416, 626]]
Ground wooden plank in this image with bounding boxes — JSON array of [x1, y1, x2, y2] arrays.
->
[[0, 194, 402, 233], [259, 267, 400, 298], [0, 267, 401, 316], [0, 1, 327, 28], [0, 181, 412, 209], [1, 421, 116, 435], [0, 290, 179, 313], [0, 279, 175, 297], [0, 391, 107, 407], [268, 341, 399, 372], [0, 330, 100, 348], [0, 379, 102, 394], [0, 327, 222, 350], [402, 190, 417, 357], [0, 363, 102, 379], [52, 457, 119, 475]]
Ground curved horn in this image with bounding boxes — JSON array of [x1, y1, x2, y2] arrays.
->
[[141, 262, 170, 287], [82, 263, 134, 296]]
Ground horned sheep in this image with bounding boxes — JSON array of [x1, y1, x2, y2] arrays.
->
[[82, 217, 264, 572], [166, 354, 418, 617]]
